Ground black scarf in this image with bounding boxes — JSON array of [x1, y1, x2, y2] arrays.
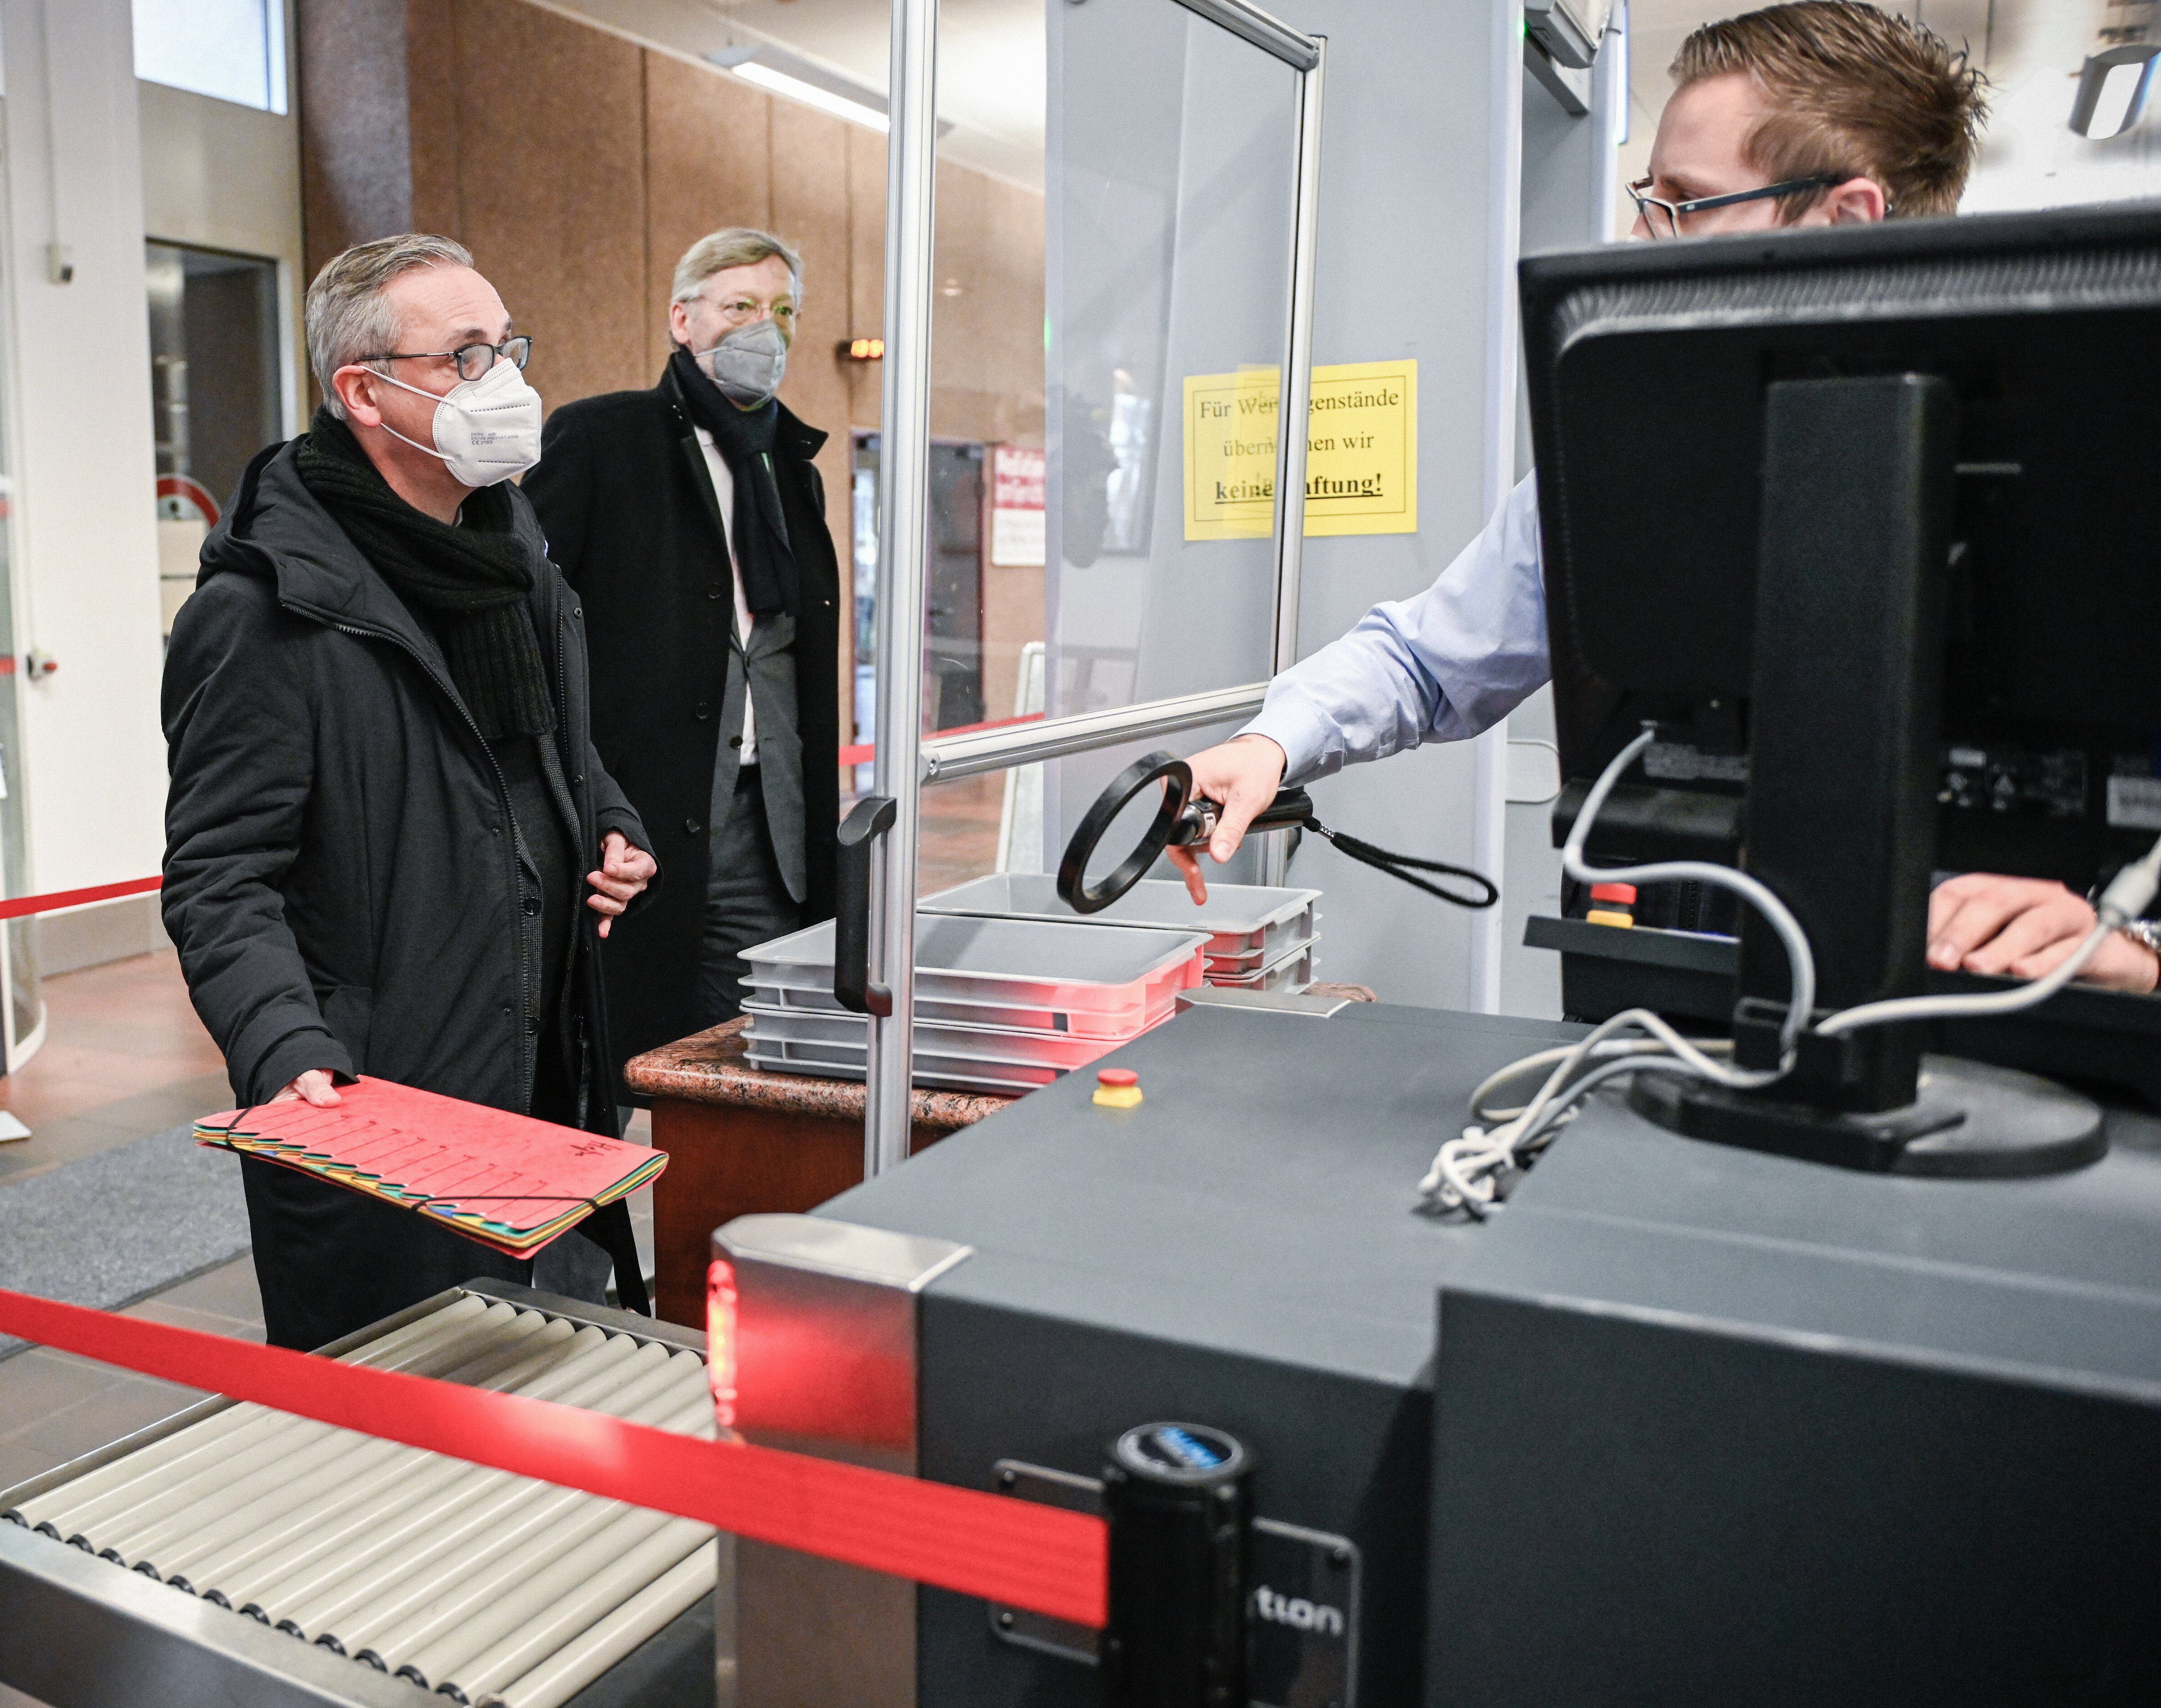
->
[[293, 408, 555, 742], [669, 345, 797, 618]]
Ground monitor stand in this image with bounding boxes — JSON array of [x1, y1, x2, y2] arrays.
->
[[1626, 374, 2105, 1178]]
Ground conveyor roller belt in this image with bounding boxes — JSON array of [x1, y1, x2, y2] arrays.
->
[[0, 1282, 720, 1708]]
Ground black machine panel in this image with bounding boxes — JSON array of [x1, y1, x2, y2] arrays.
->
[[1522, 206, 2161, 888]]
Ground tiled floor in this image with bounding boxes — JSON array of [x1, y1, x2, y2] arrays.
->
[[2, 948, 230, 1132], [0, 949, 231, 1188]]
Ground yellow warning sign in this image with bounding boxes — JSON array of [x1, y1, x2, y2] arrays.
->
[[1182, 359, 1417, 541]]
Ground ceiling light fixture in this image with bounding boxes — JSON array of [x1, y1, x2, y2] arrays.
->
[[730, 60, 889, 133], [2071, 43, 2161, 140], [705, 44, 951, 139]]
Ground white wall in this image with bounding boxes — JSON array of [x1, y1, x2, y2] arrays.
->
[[139, 67, 305, 436], [0, 0, 167, 899]]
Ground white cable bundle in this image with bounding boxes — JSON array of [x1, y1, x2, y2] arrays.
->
[[1417, 725, 2161, 1216]]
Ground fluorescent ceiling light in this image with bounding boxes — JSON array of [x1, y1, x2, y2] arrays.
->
[[730, 61, 890, 133], [706, 44, 950, 139], [2071, 44, 2161, 140]]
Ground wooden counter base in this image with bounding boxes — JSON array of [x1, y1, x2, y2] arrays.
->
[[626, 1017, 1018, 1327]]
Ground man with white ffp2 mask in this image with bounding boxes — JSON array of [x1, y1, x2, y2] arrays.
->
[[161, 234, 661, 1349], [526, 229, 846, 1056]]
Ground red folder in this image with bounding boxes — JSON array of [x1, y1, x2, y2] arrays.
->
[[195, 1077, 667, 1259]]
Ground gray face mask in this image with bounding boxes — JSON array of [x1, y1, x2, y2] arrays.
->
[[696, 317, 789, 408]]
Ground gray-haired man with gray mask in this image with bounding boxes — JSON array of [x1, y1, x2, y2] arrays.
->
[[525, 229, 844, 1063]]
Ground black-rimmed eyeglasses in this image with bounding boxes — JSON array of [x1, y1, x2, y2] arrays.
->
[[1626, 175, 1846, 239], [365, 335, 534, 382]]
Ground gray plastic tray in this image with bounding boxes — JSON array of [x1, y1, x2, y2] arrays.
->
[[744, 1044, 1053, 1095], [746, 980, 1182, 1040], [920, 874, 1319, 964], [1205, 937, 1319, 992], [744, 1002, 1124, 1073], [744, 913, 1207, 1036]]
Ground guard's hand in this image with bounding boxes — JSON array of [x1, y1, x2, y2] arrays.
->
[[1926, 873, 2159, 992], [588, 831, 658, 939], [1164, 734, 1287, 905], [273, 1069, 342, 1107]]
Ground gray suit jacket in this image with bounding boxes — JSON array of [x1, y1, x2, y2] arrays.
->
[[707, 606, 806, 904]]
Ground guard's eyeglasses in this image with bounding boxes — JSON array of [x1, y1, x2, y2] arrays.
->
[[1626, 175, 1847, 239], [367, 336, 534, 382]]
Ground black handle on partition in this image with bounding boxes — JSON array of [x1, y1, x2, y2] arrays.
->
[[836, 795, 897, 1016]]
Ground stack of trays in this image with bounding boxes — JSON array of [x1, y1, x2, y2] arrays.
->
[[920, 873, 1321, 992], [742, 912, 1210, 1094]]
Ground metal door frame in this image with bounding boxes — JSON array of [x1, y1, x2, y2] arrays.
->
[[864, 0, 1327, 1175]]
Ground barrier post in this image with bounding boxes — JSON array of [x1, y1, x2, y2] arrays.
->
[[1101, 1422, 1253, 1708]]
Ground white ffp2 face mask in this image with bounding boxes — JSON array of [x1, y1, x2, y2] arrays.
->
[[695, 317, 789, 409], [374, 355, 544, 486]]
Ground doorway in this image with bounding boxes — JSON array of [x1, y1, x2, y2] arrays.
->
[[146, 241, 283, 637]]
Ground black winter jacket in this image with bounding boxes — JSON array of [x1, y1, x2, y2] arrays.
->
[[523, 368, 842, 1063], [163, 441, 655, 1343]]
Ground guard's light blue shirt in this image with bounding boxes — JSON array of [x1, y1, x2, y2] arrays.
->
[[1242, 472, 1550, 783]]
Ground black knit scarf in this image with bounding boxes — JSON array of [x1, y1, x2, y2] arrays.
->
[[294, 408, 555, 741], [669, 345, 797, 618]]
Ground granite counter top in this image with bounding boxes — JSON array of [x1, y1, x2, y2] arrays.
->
[[624, 1016, 1020, 1130]]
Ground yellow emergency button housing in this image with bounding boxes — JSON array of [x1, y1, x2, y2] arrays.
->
[[1094, 1067, 1143, 1108]]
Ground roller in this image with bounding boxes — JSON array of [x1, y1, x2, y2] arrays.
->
[[174, 1330, 642, 1595], [276, 1362, 708, 1643], [28, 1300, 520, 1540], [220, 1340, 668, 1617], [254, 1354, 701, 1633], [399, 1512, 714, 1694], [10, 1295, 491, 1532], [156, 1323, 605, 1585], [326, 1388, 712, 1660], [476, 1541, 720, 1708], [83, 1310, 555, 1563]]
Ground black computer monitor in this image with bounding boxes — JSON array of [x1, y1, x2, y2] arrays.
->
[[1520, 204, 2161, 1165]]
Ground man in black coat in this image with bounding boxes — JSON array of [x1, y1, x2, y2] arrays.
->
[[523, 228, 841, 1063], [163, 235, 659, 1350]]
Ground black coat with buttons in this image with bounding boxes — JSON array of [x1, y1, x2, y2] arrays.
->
[[523, 367, 842, 1063], [163, 438, 653, 1347]]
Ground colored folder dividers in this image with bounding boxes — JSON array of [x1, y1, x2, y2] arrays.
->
[[194, 1077, 667, 1260]]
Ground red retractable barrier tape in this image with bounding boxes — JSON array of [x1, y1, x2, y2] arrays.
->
[[0, 1288, 1108, 1629], [0, 876, 161, 921]]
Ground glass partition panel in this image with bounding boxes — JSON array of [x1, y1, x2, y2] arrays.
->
[[888, 0, 1307, 886], [1047, 0, 1303, 715]]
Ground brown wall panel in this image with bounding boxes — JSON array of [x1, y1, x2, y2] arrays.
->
[[298, 0, 415, 283], [405, 0, 461, 236], [845, 128, 888, 435], [928, 162, 1045, 448], [768, 98, 857, 670], [447, 0, 648, 412], [643, 52, 774, 381], [980, 177, 1047, 446], [928, 158, 986, 443]]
